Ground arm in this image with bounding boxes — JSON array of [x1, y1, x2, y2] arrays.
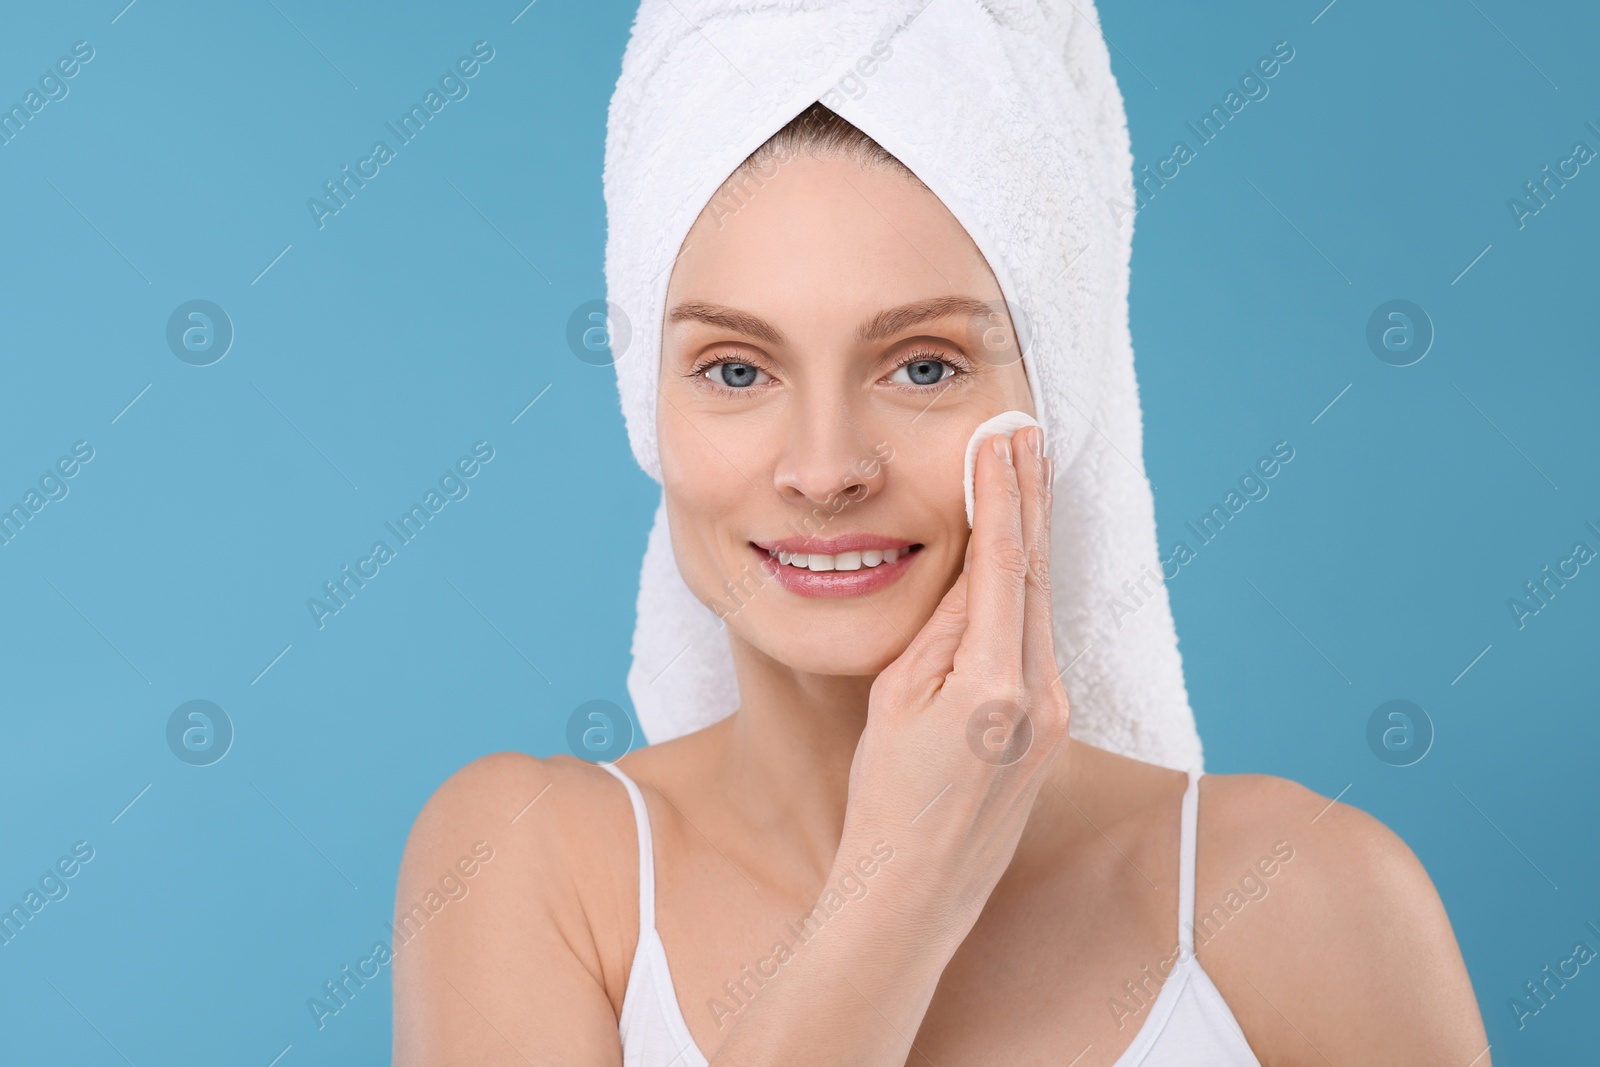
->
[[1198, 775, 1491, 1066], [702, 840, 973, 1067], [392, 751, 625, 1066]]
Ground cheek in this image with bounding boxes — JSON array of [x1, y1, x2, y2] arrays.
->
[[659, 406, 750, 509], [659, 413, 753, 589], [905, 459, 962, 545], [864, 430, 968, 588], [889, 418, 972, 519]]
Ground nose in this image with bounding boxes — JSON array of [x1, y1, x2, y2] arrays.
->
[[771, 405, 889, 511]]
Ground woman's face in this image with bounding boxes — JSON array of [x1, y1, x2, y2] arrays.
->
[[658, 151, 1035, 677]]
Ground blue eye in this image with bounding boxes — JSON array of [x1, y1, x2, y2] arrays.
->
[[703, 361, 771, 389], [889, 356, 956, 386]]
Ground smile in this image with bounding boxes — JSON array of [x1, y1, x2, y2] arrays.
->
[[749, 536, 924, 599], [767, 546, 909, 571]]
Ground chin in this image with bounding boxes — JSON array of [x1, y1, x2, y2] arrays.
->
[[752, 632, 904, 677], [741, 594, 935, 672]]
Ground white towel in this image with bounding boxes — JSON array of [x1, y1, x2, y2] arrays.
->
[[604, 0, 1204, 771]]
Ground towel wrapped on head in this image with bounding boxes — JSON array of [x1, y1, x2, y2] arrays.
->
[[604, 0, 1203, 771]]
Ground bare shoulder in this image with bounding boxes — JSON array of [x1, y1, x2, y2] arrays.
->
[[1194, 773, 1491, 1063], [397, 750, 641, 970], [402, 749, 630, 861], [1196, 771, 1409, 877], [392, 751, 639, 1065]]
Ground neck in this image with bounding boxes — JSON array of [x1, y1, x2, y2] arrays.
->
[[704, 630, 1093, 884], [711, 630, 873, 880]]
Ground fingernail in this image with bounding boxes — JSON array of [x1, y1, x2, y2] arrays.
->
[[1028, 426, 1043, 458], [993, 433, 1012, 464]]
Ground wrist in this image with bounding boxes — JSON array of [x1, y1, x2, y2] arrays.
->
[[822, 834, 973, 966]]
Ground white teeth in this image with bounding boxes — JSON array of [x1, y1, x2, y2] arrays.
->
[[766, 546, 912, 570]]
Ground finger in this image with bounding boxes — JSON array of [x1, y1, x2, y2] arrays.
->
[[881, 570, 969, 700], [957, 427, 1027, 682], [1013, 427, 1060, 702]]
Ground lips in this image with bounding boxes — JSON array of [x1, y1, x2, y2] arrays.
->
[[753, 533, 919, 556], [749, 539, 924, 599]]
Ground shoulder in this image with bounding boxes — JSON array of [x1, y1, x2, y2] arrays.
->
[[398, 751, 640, 941], [1193, 771, 1448, 951], [402, 749, 631, 856], [1196, 771, 1406, 881], [1191, 773, 1430, 962], [1194, 772, 1460, 941], [394, 752, 642, 1020], [400, 727, 723, 891], [1194, 773, 1489, 1061]]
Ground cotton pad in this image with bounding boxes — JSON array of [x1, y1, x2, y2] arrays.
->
[[964, 410, 1044, 528]]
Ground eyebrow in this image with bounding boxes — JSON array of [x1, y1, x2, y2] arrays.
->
[[667, 295, 999, 348]]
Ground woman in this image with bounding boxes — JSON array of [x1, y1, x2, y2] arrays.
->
[[394, 2, 1489, 1063]]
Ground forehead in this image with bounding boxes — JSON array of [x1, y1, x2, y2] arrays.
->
[[664, 154, 1005, 330]]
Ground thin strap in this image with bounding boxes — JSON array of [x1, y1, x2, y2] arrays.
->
[[599, 761, 656, 933], [1177, 769, 1202, 955]]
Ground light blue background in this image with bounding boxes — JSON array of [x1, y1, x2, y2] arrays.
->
[[1, 1, 1594, 1063]]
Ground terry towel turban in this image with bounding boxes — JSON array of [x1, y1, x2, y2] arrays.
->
[[603, 0, 1204, 771]]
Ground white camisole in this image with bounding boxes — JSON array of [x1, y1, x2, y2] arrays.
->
[[599, 762, 1261, 1066]]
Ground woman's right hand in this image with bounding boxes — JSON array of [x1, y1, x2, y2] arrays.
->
[[838, 422, 1071, 949]]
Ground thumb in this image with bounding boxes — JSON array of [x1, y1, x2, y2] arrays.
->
[[882, 568, 969, 698]]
